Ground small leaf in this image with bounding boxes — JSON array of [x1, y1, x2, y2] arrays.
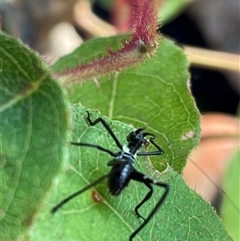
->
[[52, 35, 125, 73], [52, 1, 161, 85], [0, 32, 69, 240], [160, 0, 195, 24]]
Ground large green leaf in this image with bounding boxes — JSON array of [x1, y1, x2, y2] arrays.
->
[[53, 37, 199, 172], [0, 32, 69, 240], [29, 105, 231, 241]]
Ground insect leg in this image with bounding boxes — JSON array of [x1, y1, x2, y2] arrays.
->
[[134, 182, 153, 220], [137, 137, 164, 156], [86, 111, 123, 149], [129, 170, 169, 241], [71, 142, 118, 157], [51, 174, 109, 214]]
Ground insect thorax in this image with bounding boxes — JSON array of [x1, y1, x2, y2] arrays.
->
[[119, 145, 137, 164]]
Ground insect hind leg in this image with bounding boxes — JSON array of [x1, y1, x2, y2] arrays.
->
[[134, 182, 153, 220], [129, 170, 170, 241]]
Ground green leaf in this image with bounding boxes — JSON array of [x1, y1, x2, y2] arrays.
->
[[29, 105, 231, 241], [0, 32, 69, 240], [54, 37, 200, 173], [221, 148, 240, 241], [52, 34, 125, 73], [160, 0, 195, 24]]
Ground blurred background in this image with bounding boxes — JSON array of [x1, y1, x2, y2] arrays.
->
[[1, 0, 239, 215]]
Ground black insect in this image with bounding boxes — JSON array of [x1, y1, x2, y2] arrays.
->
[[51, 112, 169, 240]]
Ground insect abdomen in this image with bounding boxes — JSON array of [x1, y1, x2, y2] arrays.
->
[[108, 163, 133, 195]]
